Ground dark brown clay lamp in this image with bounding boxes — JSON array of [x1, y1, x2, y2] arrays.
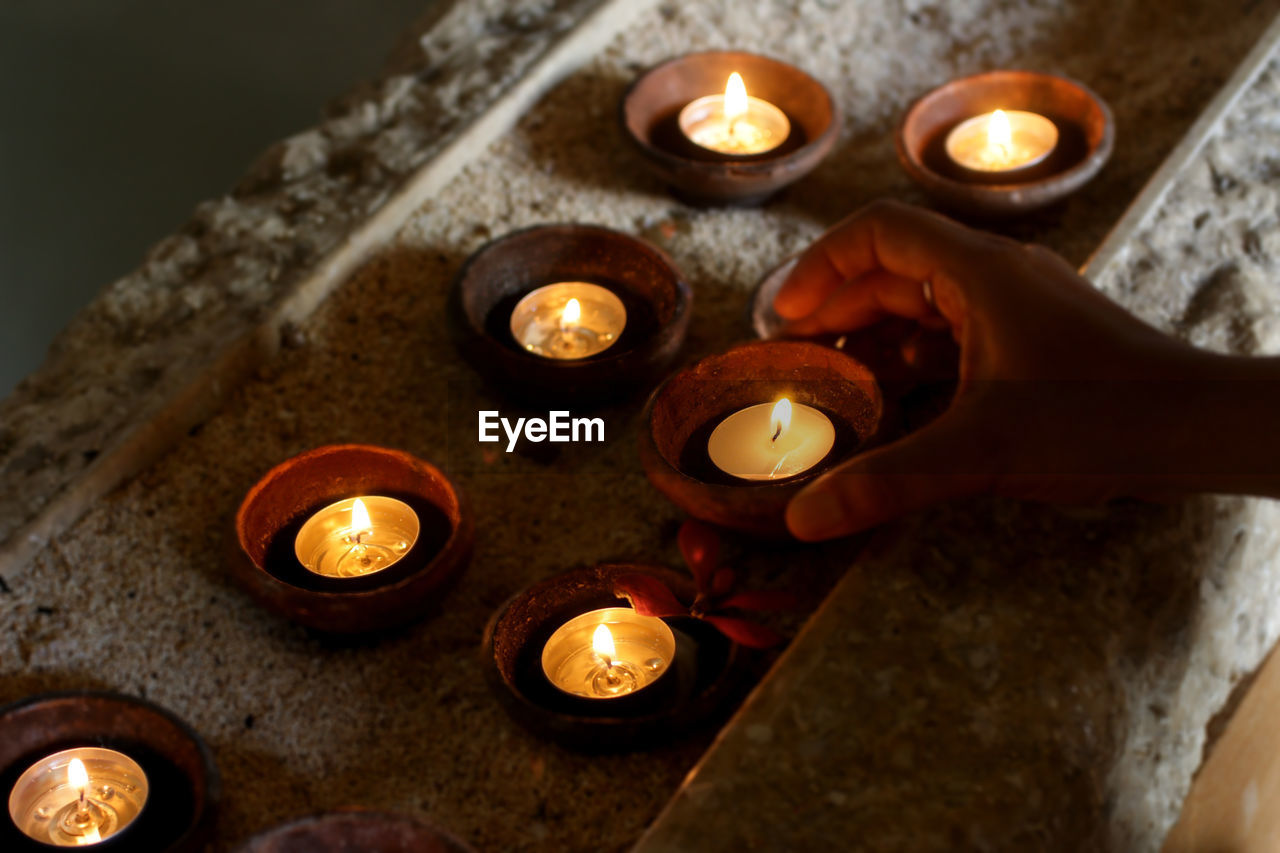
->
[[232, 444, 472, 634], [621, 51, 839, 205], [750, 255, 958, 367], [236, 810, 474, 853], [0, 692, 217, 852], [751, 255, 873, 351], [450, 224, 690, 403], [748, 254, 799, 342], [639, 341, 882, 538], [481, 564, 749, 751], [896, 69, 1114, 216]]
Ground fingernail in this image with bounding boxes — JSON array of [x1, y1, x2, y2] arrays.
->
[[787, 485, 847, 540]]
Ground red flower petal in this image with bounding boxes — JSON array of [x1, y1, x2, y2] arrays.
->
[[702, 614, 784, 648], [613, 573, 688, 618], [717, 588, 800, 612], [678, 519, 721, 594], [710, 568, 736, 599]]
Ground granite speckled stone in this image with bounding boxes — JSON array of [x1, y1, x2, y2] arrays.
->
[[4, 0, 1280, 851]]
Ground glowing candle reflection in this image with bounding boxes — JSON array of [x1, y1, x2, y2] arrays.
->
[[294, 496, 419, 578], [944, 108, 1058, 173], [8, 748, 149, 847], [678, 72, 790, 156], [541, 607, 675, 699], [510, 282, 627, 360]]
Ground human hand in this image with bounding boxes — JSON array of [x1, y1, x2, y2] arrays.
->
[[775, 200, 1206, 541]]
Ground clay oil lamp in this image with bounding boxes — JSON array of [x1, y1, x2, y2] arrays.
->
[[232, 445, 472, 633], [482, 563, 753, 751], [0, 692, 217, 852], [621, 51, 839, 205], [640, 341, 882, 538], [896, 69, 1114, 216], [451, 224, 690, 403]]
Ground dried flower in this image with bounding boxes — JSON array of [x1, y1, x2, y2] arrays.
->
[[614, 520, 795, 648]]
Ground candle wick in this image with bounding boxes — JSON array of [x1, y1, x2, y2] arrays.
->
[[772, 424, 782, 442]]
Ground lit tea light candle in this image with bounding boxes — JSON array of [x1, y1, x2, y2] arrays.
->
[[8, 748, 148, 847], [509, 282, 627, 360], [294, 496, 419, 578], [678, 72, 790, 156], [945, 108, 1058, 173], [708, 397, 835, 481], [541, 607, 676, 699]]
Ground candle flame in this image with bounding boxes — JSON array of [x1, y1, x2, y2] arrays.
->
[[771, 397, 792, 443], [592, 622, 616, 663], [351, 497, 371, 532], [987, 109, 1012, 151], [724, 72, 748, 122], [68, 757, 89, 792], [562, 297, 581, 328]]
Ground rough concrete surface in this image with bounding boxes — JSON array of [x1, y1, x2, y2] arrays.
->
[[4, 0, 1280, 851]]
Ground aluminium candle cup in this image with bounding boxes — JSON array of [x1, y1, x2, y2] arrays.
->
[[639, 341, 883, 538], [9, 747, 148, 847], [895, 69, 1114, 217], [450, 224, 691, 404], [0, 692, 218, 853], [620, 51, 840, 206], [235, 810, 475, 853], [232, 444, 473, 634], [481, 564, 751, 752]]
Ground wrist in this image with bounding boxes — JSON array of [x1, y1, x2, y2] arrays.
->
[[1115, 342, 1280, 498]]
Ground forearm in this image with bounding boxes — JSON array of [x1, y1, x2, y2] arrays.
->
[[1119, 347, 1280, 499]]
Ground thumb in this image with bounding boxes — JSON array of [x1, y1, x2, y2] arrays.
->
[[786, 411, 993, 541]]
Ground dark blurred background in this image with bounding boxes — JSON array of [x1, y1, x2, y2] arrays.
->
[[0, 0, 430, 395]]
